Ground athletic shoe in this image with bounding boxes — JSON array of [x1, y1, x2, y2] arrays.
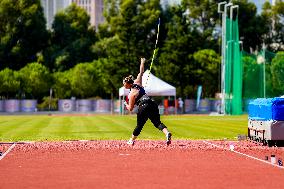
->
[[127, 138, 135, 145], [166, 132, 172, 145]]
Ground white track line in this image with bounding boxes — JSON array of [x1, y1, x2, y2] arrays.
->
[[203, 141, 284, 170], [0, 143, 16, 161]]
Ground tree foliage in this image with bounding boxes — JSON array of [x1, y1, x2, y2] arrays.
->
[[271, 51, 284, 94], [156, 5, 195, 97], [69, 62, 104, 98], [0, 0, 48, 70], [0, 68, 20, 98], [262, 1, 284, 51], [44, 4, 96, 71], [156, 1, 221, 97], [193, 49, 220, 97], [52, 71, 72, 99], [18, 63, 51, 98], [181, 0, 220, 50], [52, 62, 104, 99], [93, 0, 162, 95], [0, 0, 283, 100]]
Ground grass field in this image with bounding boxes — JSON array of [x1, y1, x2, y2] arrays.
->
[[0, 114, 248, 142]]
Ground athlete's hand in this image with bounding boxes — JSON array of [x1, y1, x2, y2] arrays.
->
[[141, 57, 146, 64], [123, 100, 128, 106]]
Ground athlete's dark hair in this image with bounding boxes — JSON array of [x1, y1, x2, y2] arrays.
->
[[123, 75, 134, 84]]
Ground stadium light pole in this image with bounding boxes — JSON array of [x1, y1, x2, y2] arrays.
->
[[230, 5, 239, 21], [218, 1, 233, 114], [224, 2, 233, 115], [218, 1, 226, 114], [218, 2, 227, 13]]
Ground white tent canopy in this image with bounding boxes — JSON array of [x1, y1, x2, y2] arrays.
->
[[119, 70, 176, 96]]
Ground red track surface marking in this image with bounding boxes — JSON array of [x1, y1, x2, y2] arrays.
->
[[1, 140, 284, 189], [204, 140, 284, 165], [0, 143, 16, 161], [203, 141, 284, 169]]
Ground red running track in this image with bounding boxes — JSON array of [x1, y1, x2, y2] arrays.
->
[[1, 140, 284, 189]]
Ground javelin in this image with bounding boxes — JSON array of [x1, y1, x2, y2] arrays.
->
[[144, 18, 160, 87]]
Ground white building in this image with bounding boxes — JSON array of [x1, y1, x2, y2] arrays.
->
[[71, 0, 104, 29], [40, 0, 104, 29]]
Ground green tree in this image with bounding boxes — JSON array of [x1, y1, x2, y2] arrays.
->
[[92, 36, 128, 96], [274, 0, 284, 16], [0, 0, 48, 70], [0, 68, 20, 98], [94, 0, 162, 95], [181, 0, 220, 51], [193, 49, 220, 98], [18, 63, 51, 99], [156, 5, 196, 98], [103, 0, 120, 23], [52, 71, 72, 99], [44, 4, 96, 71], [271, 51, 284, 95], [262, 1, 284, 51], [69, 62, 102, 98], [155, 0, 221, 98]]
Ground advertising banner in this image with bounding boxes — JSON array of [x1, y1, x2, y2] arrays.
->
[[76, 100, 92, 112], [94, 99, 111, 113], [58, 100, 76, 112], [0, 100, 4, 112], [4, 100, 20, 112], [21, 100, 37, 112]]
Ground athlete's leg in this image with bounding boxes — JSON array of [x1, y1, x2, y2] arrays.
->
[[133, 109, 148, 136], [148, 101, 165, 129], [148, 101, 172, 145], [128, 105, 148, 144], [148, 102, 171, 133]]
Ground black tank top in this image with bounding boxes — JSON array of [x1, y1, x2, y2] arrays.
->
[[130, 84, 146, 105]]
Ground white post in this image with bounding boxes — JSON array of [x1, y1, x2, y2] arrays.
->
[[174, 95, 177, 115], [218, 2, 233, 114], [122, 95, 125, 115], [218, 2, 226, 114], [230, 5, 239, 20], [119, 96, 121, 115]]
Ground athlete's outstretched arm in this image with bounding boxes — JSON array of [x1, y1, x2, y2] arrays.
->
[[134, 58, 145, 85], [124, 91, 136, 111]]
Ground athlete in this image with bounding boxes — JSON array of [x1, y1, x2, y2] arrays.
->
[[123, 57, 172, 145]]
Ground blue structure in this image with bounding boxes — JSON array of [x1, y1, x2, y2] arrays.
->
[[248, 98, 284, 146], [248, 98, 284, 121]]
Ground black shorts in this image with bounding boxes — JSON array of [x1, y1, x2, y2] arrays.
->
[[132, 100, 166, 136]]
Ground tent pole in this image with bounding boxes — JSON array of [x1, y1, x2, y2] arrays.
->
[[122, 96, 125, 115], [119, 96, 121, 115], [175, 95, 177, 114]]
